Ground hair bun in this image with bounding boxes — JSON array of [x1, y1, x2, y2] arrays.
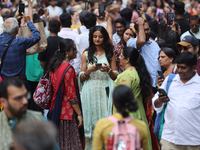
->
[[126, 101, 138, 112]]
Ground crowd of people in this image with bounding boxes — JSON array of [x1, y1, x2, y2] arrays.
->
[[0, 0, 200, 150]]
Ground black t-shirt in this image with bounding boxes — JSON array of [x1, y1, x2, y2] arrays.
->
[[38, 36, 63, 75], [174, 17, 190, 35]]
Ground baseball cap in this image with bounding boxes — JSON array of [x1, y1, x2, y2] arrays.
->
[[176, 35, 199, 47]]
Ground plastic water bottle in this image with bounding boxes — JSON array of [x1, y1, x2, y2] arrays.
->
[[107, 132, 114, 150]]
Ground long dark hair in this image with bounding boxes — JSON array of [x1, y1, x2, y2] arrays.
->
[[123, 47, 152, 101], [48, 39, 74, 72], [87, 26, 113, 64], [113, 85, 138, 118], [164, 30, 180, 55]]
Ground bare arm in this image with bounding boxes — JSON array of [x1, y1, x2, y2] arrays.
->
[[80, 53, 98, 82], [134, 18, 146, 49], [105, 11, 113, 40], [27, 0, 33, 20], [107, 55, 118, 80], [40, 61, 45, 69], [72, 103, 83, 128]]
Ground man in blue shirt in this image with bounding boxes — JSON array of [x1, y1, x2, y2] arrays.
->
[[0, 12, 40, 80], [127, 17, 161, 91]]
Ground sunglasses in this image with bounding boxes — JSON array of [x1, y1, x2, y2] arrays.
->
[[190, 24, 199, 27], [144, 28, 151, 32], [178, 45, 193, 52]]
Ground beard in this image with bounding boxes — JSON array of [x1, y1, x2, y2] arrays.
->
[[8, 102, 27, 118], [146, 34, 150, 41]]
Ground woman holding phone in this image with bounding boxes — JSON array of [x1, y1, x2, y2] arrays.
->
[[114, 47, 160, 150], [157, 47, 176, 86], [78, 25, 118, 150]]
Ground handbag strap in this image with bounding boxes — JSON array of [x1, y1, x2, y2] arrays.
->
[[158, 73, 176, 139], [189, 30, 195, 37], [0, 38, 15, 74], [47, 65, 71, 127]]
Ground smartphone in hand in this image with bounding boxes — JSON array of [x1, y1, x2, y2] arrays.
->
[[157, 70, 165, 80], [99, 4, 105, 17], [19, 3, 25, 16], [158, 13, 164, 22], [137, 0, 142, 10], [167, 13, 174, 25], [157, 88, 169, 100], [95, 63, 102, 67]]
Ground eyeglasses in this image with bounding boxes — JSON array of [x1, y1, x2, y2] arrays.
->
[[178, 45, 193, 52], [115, 26, 125, 29], [144, 28, 151, 32], [190, 24, 199, 27]]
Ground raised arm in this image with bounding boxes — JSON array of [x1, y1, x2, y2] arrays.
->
[[105, 11, 113, 40], [21, 13, 41, 49], [27, 0, 33, 20], [129, 17, 146, 49]]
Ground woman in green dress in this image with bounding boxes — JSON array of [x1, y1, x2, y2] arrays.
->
[[78, 26, 118, 150], [114, 47, 153, 150]]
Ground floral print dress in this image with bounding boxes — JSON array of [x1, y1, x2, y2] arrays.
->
[[78, 51, 114, 150]]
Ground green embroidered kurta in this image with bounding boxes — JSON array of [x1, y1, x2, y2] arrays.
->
[[114, 68, 153, 150]]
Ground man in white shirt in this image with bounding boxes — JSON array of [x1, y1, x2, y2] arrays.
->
[[112, 18, 126, 46], [58, 12, 78, 40], [58, 12, 78, 66], [152, 51, 200, 150], [73, 12, 96, 75], [181, 15, 200, 41], [47, 0, 62, 19]]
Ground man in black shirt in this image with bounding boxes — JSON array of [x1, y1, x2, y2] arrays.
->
[[38, 19, 63, 75], [174, 1, 190, 35]]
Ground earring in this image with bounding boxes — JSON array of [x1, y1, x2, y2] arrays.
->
[[66, 54, 69, 62]]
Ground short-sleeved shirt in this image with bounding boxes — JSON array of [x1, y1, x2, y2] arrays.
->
[[113, 32, 121, 46], [93, 113, 148, 150], [127, 37, 161, 87], [38, 36, 63, 75]]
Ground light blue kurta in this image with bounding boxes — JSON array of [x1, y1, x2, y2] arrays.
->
[[78, 51, 114, 150]]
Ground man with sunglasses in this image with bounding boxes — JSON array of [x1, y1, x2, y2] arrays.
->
[[181, 15, 200, 41], [177, 35, 200, 75]]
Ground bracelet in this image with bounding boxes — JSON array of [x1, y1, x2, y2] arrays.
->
[[138, 24, 143, 26], [78, 114, 82, 116], [83, 72, 89, 79], [107, 68, 112, 74], [157, 98, 163, 106]]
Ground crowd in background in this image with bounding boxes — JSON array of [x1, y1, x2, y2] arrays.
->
[[0, 0, 200, 150]]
